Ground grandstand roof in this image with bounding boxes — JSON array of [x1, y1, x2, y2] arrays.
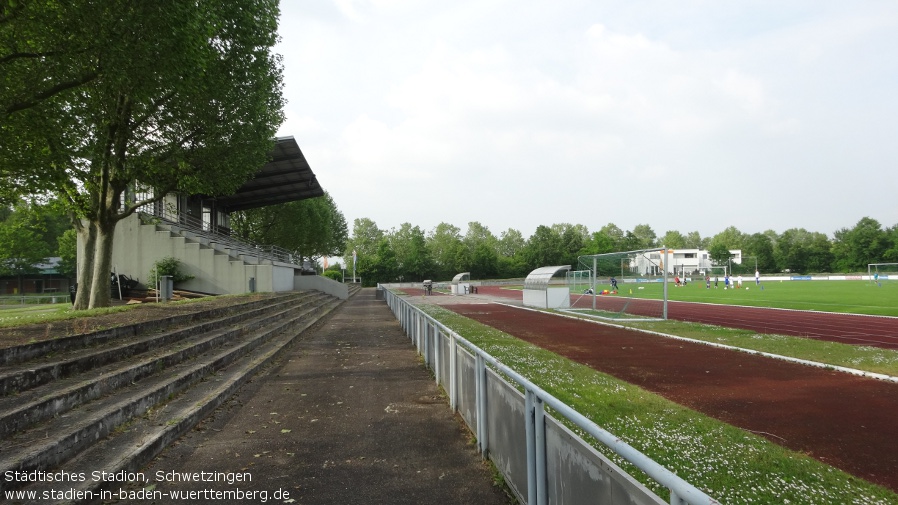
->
[[212, 136, 324, 212]]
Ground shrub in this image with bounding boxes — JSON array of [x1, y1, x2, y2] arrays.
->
[[148, 257, 194, 285]]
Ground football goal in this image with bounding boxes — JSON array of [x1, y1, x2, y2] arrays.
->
[[564, 248, 671, 321], [700, 265, 728, 288], [868, 263, 898, 285]]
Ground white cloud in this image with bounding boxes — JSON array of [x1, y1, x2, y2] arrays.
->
[[275, 1, 898, 238]]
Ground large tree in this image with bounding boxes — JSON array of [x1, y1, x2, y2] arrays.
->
[[343, 218, 384, 282], [387, 223, 433, 282], [523, 225, 563, 270], [231, 193, 348, 265], [1, 0, 284, 308], [832, 217, 888, 272], [660, 230, 687, 249], [742, 232, 776, 273], [0, 203, 52, 293], [426, 222, 464, 280]]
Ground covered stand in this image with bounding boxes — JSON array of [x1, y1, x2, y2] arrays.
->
[[523, 265, 572, 309], [450, 272, 471, 295]]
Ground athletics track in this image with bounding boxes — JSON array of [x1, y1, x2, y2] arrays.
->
[[403, 286, 898, 492], [482, 285, 898, 349]]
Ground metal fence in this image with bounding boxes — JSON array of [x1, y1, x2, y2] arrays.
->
[[0, 295, 70, 306], [383, 288, 719, 505]]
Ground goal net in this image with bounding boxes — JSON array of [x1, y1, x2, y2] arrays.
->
[[565, 248, 671, 321], [700, 265, 728, 287], [868, 263, 898, 285]]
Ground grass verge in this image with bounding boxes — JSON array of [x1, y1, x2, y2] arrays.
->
[[420, 304, 898, 505]]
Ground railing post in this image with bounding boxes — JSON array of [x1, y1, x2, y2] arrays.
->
[[449, 335, 457, 411], [433, 325, 441, 386], [475, 354, 487, 456], [525, 390, 536, 505], [535, 395, 547, 505], [418, 318, 433, 367], [477, 353, 490, 458]]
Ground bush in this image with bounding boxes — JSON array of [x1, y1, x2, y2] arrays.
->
[[322, 270, 342, 281], [148, 257, 194, 285]]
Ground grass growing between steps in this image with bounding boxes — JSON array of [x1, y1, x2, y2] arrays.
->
[[0, 304, 136, 328], [420, 304, 898, 505], [0, 294, 276, 348]]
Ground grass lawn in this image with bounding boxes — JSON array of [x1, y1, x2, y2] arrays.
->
[[421, 303, 898, 505], [619, 279, 898, 316]]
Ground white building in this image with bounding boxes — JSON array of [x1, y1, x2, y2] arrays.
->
[[635, 249, 742, 276]]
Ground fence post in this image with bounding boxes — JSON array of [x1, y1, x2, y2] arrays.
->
[[475, 354, 487, 456], [434, 325, 441, 386], [449, 335, 457, 411], [535, 395, 547, 505], [526, 390, 536, 505]]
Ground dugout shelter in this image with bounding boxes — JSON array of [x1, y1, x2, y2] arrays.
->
[[450, 272, 472, 295], [523, 265, 571, 309]]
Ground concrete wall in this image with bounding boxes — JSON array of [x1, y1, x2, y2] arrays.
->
[[107, 214, 297, 295], [294, 274, 349, 300]]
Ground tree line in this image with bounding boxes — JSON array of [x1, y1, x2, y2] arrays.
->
[[340, 217, 898, 286]]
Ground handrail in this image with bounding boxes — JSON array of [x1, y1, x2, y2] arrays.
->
[[139, 208, 297, 265], [383, 288, 719, 505]]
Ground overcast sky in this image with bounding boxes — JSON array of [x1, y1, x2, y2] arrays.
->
[[275, 1, 898, 241]]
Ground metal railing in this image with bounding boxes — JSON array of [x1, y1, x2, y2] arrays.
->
[[383, 287, 719, 505], [0, 295, 71, 306], [139, 208, 297, 265]]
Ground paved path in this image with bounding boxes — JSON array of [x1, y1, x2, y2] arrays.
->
[[118, 288, 512, 505]]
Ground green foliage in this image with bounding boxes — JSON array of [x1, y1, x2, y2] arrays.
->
[[148, 257, 194, 285], [660, 230, 687, 249], [322, 270, 342, 281], [231, 192, 347, 263], [56, 228, 77, 278], [523, 225, 564, 269], [364, 238, 398, 286], [0, 203, 51, 276], [2, 0, 285, 308], [343, 215, 898, 283], [388, 223, 434, 282], [708, 242, 732, 266], [427, 222, 464, 280]]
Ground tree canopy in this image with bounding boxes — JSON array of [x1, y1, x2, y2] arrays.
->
[[1, 0, 285, 308], [230, 193, 348, 265]]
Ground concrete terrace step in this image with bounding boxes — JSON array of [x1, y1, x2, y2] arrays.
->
[[0, 293, 328, 439], [0, 294, 303, 367], [0, 291, 343, 499], [0, 293, 314, 398]]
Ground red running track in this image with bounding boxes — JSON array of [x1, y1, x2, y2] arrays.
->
[[448, 302, 898, 492], [474, 285, 898, 349]]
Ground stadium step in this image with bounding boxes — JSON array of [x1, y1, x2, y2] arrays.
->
[[0, 290, 344, 499]]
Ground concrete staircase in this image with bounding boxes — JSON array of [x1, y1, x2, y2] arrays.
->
[[0, 290, 350, 502]]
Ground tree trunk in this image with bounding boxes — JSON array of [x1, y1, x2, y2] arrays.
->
[[88, 222, 115, 309], [73, 221, 97, 310]]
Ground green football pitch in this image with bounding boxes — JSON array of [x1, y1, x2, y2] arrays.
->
[[616, 279, 898, 317]]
